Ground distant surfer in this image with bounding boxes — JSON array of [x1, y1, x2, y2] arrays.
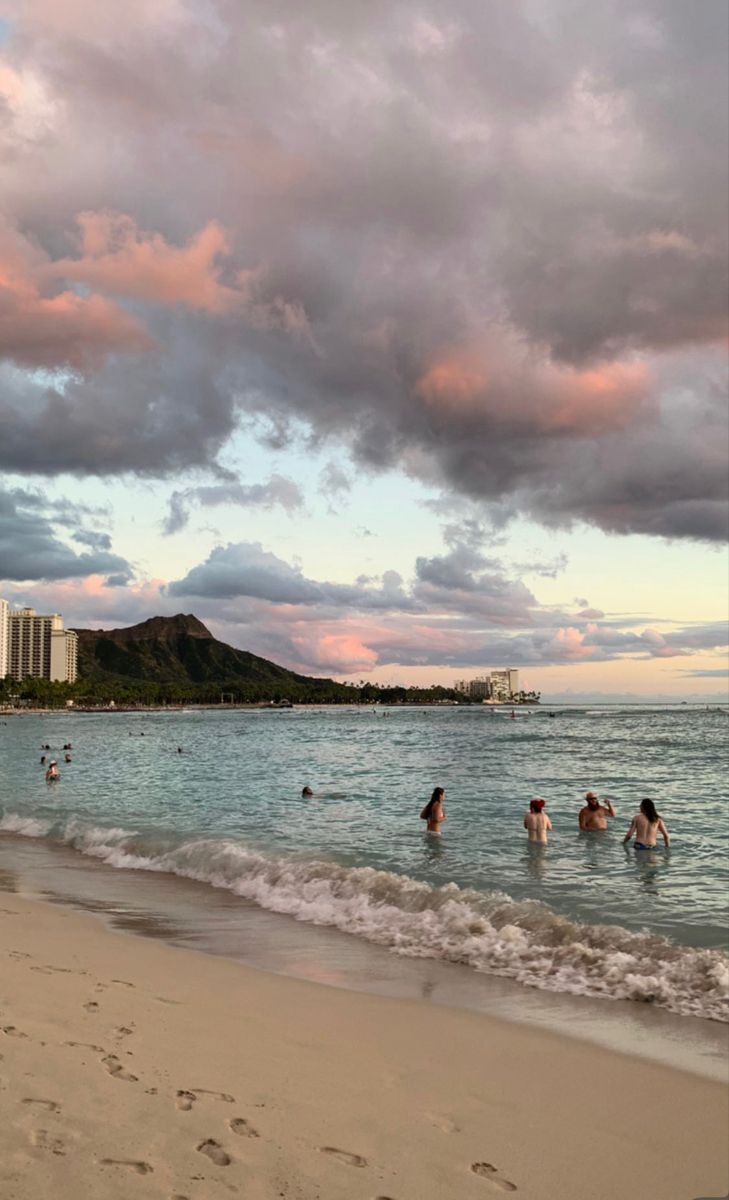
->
[[578, 791, 615, 831], [45, 761, 59, 782], [623, 798, 670, 850], [420, 787, 446, 835], [524, 798, 551, 844]]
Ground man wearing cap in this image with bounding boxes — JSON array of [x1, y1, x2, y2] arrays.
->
[[579, 791, 615, 830]]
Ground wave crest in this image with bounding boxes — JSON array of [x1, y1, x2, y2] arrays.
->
[[1, 811, 727, 1021]]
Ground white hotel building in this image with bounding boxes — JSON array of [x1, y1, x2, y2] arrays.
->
[[0, 603, 78, 683]]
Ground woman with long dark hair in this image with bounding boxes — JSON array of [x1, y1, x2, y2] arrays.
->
[[623, 797, 670, 850], [420, 787, 446, 835]]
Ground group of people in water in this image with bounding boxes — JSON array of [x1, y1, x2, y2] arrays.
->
[[418, 787, 670, 849], [40, 743, 72, 781]]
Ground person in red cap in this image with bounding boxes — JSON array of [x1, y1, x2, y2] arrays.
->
[[578, 791, 615, 831], [524, 797, 552, 843]]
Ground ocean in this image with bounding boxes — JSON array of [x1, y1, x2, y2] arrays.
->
[[1, 704, 728, 1031]]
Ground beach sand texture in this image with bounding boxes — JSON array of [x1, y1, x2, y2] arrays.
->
[[1, 896, 727, 1200]]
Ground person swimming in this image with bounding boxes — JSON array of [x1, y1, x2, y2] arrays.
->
[[45, 761, 59, 782], [64, 753, 72, 763], [420, 787, 446, 835], [623, 797, 670, 850], [523, 797, 552, 844], [301, 786, 313, 798], [40, 755, 46, 765]]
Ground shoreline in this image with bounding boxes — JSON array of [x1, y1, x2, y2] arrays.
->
[[1, 890, 727, 1200], [2, 829, 727, 1085]]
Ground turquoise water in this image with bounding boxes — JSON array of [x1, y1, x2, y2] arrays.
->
[[1, 705, 728, 1021]]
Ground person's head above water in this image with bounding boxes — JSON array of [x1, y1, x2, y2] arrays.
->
[[530, 798, 546, 813], [302, 786, 313, 797], [585, 791, 600, 810], [640, 797, 660, 823], [421, 787, 445, 820]]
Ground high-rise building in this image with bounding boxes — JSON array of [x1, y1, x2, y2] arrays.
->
[[454, 669, 520, 701], [3, 605, 78, 683], [489, 668, 519, 701], [0, 598, 8, 679]]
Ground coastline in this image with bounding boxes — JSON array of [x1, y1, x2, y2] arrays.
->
[[1, 892, 727, 1200]]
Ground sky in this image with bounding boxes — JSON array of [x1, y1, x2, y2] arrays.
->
[[0, 0, 727, 698]]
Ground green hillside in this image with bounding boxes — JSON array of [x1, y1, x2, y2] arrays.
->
[[72, 613, 349, 702]]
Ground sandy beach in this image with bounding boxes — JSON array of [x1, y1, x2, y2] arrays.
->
[[0, 895, 726, 1200]]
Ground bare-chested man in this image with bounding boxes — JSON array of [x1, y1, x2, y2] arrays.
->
[[578, 791, 615, 831]]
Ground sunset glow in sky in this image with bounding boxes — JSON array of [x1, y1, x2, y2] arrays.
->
[[1, 1, 727, 697]]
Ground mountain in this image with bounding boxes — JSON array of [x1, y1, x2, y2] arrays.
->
[[72, 613, 345, 699]]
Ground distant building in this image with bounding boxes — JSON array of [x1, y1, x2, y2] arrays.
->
[[489, 668, 519, 702], [0, 598, 8, 679], [452, 669, 520, 702], [2, 605, 78, 683], [469, 676, 492, 700]]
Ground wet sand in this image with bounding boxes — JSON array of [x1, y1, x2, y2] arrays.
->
[[0, 891, 727, 1200]]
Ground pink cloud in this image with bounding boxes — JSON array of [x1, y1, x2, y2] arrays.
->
[[50, 212, 238, 313], [48, 211, 314, 339], [0, 221, 153, 369], [414, 332, 651, 435]]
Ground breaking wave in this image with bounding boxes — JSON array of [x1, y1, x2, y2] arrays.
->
[[2, 811, 727, 1022]]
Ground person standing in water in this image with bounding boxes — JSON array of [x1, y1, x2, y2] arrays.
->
[[524, 798, 552, 843], [623, 798, 670, 850], [578, 791, 616, 831], [420, 787, 446, 834], [45, 761, 59, 782]]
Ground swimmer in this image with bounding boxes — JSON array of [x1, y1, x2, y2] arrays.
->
[[524, 797, 552, 844], [45, 761, 59, 782], [578, 791, 615, 831], [40, 755, 46, 765], [623, 797, 670, 850], [64, 753, 72, 763], [420, 787, 446, 835], [302, 786, 313, 798], [177, 746, 183, 754]]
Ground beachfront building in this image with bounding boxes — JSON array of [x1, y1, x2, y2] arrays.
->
[[0, 597, 8, 678], [1, 604, 78, 683], [489, 669, 519, 702], [453, 669, 520, 702]]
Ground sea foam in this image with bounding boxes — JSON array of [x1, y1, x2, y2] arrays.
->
[[1, 811, 727, 1022]]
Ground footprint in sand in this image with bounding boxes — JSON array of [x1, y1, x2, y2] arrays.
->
[[23, 1098, 61, 1113], [30, 1129, 66, 1155], [101, 1158, 153, 1174], [177, 1088, 235, 1111], [65, 1041, 105, 1053], [318, 1147, 367, 1168], [2, 1026, 27, 1038], [229, 1117, 259, 1138], [32, 964, 83, 975], [83, 1001, 99, 1013], [471, 1162, 517, 1191], [102, 1054, 138, 1082], [427, 1113, 461, 1134], [196, 1139, 231, 1166], [115, 1026, 134, 1038]]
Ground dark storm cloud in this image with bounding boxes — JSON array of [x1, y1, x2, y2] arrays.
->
[[1, 0, 727, 539], [0, 486, 133, 582]]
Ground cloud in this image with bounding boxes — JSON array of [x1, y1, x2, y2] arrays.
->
[[0, 218, 153, 370], [162, 474, 304, 535], [0, 0, 725, 540], [168, 541, 416, 611], [0, 486, 133, 583]]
